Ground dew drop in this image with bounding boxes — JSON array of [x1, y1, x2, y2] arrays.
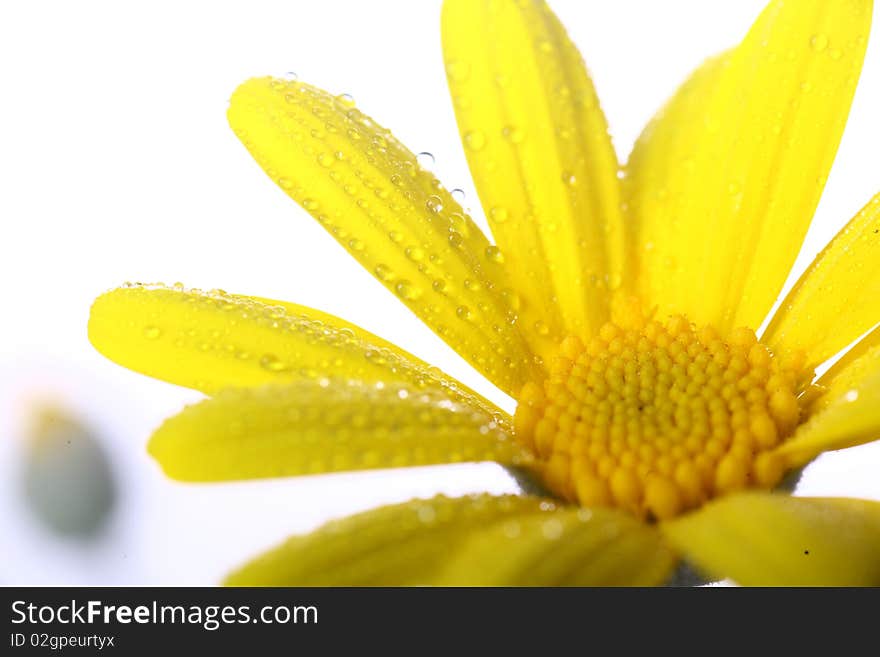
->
[[606, 272, 622, 291], [464, 130, 486, 151], [417, 505, 437, 524], [502, 520, 521, 538], [302, 198, 319, 211], [448, 231, 464, 248], [501, 288, 521, 311], [405, 246, 425, 262], [485, 245, 504, 264], [534, 320, 550, 336], [426, 195, 444, 214], [576, 508, 593, 523], [336, 93, 355, 107], [416, 152, 435, 168], [395, 280, 422, 300], [450, 188, 466, 203], [502, 125, 524, 144], [541, 518, 564, 540], [489, 206, 509, 223], [446, 59, 471, 82], [810, 33, 828, 52], [374, 264, 394, 281], [494, 73, 511, 88], [456, 305, 472, 320], [316, 152, 335, 168], [260, 354, 289, 372], [348, 238, 365, 252], [143, 325, 162, 340]]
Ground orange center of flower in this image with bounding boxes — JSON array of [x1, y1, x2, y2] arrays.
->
[[514, 309, 808, 521]]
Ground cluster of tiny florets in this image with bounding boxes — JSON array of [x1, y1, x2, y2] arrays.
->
[[514, 311, 808, 520]]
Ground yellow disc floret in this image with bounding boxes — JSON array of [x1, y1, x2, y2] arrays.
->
[[514, 308, 809, 521]]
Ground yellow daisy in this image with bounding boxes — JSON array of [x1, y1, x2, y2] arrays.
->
[[88, 0, 880, 586]]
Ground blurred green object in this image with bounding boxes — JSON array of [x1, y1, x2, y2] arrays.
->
[[21, 402, 116, 539]]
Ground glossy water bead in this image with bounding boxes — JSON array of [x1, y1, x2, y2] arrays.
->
[[514, 304, 809, 521]]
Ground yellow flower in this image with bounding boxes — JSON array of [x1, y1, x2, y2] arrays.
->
[[88, 0, 880, 586]]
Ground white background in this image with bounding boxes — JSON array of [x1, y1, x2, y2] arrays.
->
[[1, 0, 878, 584]]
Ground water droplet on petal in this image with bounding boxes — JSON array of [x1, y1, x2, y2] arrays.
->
[[502, 125, 524, 143], [426, 195, 444, 214], [260, 354, 289, 372], [502, 520, 521, 538], [374, 264, 394, 281], [416, 152, 435, 168], [395, 280, 422, 300], [501, 288, 521, 312], [405, 246, 425, 262], [485, 245, 504, 264], [810, 33, 828, 52], [464, 130, 486, 151], [489, 206, 509, 223], [446, 59, 471, 82], [542, 518, 564, 540], [143, 326, 161, 340], [417, 504, 437, 524]]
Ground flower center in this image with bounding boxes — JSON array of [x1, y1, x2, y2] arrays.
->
[[514, 310, 807, 520]]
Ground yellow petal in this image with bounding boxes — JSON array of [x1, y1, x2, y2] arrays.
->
[[662, 493, 880, 586], [88, 284, 502, 417], [225, 495, 547, 586], [626, 0, 872, 332], [625, 53, 729, 320], [809, 324, 880, 414], [228, 77, 539, 396], [149, 380, 524, 482], [441, 0, 624, 357], [225, 494, 674, 586], [435, 505, 675, 586], [764, 193, 880, 369], [774, 366, 880, 468]]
